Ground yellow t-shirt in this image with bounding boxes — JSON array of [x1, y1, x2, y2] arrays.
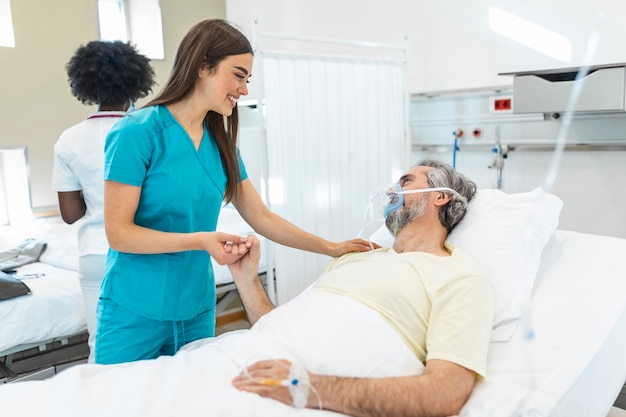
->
[[312, 245, 495, 378]]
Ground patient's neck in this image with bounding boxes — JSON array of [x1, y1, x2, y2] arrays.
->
[[392, 223, 450, 256]]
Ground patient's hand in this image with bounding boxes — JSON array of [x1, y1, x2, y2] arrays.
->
[[227, 236, 273, 324], [232, 359, 313, 408], [227, 234, 261, 280]]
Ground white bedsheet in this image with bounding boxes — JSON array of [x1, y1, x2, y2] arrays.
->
[[0, 290, 423, 416], [0, 262, 86, 354]]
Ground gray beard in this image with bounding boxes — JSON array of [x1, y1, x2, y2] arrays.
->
[[385, 197, 428, 236]]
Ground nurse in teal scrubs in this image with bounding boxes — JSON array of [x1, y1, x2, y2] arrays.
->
[[96, 19, 374, 365]]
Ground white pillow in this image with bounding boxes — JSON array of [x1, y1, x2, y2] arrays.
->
[[34, 220, 81, 271], [369, 187, 563, 342]]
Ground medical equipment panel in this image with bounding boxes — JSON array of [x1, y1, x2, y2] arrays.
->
[[501, 63, 626, 114]]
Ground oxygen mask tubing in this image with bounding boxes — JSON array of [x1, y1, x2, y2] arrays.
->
[[358, 183, 466, 248]]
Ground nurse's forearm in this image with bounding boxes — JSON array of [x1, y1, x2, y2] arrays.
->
[[106, 225, 239, 256], [106, 224, 194, 253], [250, 211, 334, 255], [233, 180, 334, 255]]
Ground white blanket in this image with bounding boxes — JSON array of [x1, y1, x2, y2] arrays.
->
[[0, 290, 424, 416]]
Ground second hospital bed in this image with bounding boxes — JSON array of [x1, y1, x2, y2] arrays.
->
[[0, 204, 267, 380]]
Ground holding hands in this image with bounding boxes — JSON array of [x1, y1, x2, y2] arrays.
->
[[226, 234, 261, 281], [206, 232, 252, 265], [226, 234, 273, 326]]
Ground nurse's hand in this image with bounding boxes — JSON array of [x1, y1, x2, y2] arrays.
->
[[205, 232, 251, 265], [328, 238, 380, 257]]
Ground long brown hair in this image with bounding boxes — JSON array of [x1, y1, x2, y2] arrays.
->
[[146, 19, 253, 203]]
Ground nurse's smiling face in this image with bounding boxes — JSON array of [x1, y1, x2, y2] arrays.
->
[[198, 53, 253, 117]]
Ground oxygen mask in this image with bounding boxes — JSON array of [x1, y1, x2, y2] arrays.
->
[[380, 183, 465, 218], [358, 183, 467, 247]]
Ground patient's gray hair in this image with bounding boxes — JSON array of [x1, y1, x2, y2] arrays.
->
[[417, 159, 477, 233]]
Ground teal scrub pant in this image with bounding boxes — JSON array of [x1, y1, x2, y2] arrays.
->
[[94, 297, 215, 365]]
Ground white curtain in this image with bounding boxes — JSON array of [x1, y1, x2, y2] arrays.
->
[[260, 52, 409, 304]]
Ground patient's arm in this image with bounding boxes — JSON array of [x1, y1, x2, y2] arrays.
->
[[232, 358, 476, 417], [228, 236, 275, 325]]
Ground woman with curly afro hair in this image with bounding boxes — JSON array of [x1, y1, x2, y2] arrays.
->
[[51, 40, 155, 362]]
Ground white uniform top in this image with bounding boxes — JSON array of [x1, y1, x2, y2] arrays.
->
[[313, 244, 495, 378], [51, 111, 126, 256]]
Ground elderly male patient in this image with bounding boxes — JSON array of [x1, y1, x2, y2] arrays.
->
[[228, 159, 495, 417]]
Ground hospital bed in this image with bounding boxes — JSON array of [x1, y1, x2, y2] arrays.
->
[[0, 205, 267, 381], [0, 188, 624, 417], [0, 219, 88, 380]]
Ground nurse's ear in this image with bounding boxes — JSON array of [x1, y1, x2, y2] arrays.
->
[[198, 62, 215, 79]]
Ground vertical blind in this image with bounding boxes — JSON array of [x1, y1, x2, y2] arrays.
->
[[259, 51, 409, 304]]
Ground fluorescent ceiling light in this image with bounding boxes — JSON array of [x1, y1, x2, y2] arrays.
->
[[489, 7, 572, 63]]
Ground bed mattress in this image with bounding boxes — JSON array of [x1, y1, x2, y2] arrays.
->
[[0, 262, 86, 355]]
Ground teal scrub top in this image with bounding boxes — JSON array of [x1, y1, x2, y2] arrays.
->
[[102, 105, 248, 321]]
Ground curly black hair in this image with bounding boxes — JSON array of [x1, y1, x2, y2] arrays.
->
[[65, 40, 156, 106]]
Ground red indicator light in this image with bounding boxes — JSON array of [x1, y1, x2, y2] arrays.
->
[[494, 98, 512, 111]]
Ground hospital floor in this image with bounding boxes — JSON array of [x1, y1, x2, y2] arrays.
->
[[216, 318, 250, 335], [215, 292, 251, 335]]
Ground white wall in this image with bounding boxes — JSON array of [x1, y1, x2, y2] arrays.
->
[[411, 148, 626, 239], [410, 90, 626, 239], [5, 0, 625, 235], [226, 1, 626, 240], [227, 0, 626, 93]]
